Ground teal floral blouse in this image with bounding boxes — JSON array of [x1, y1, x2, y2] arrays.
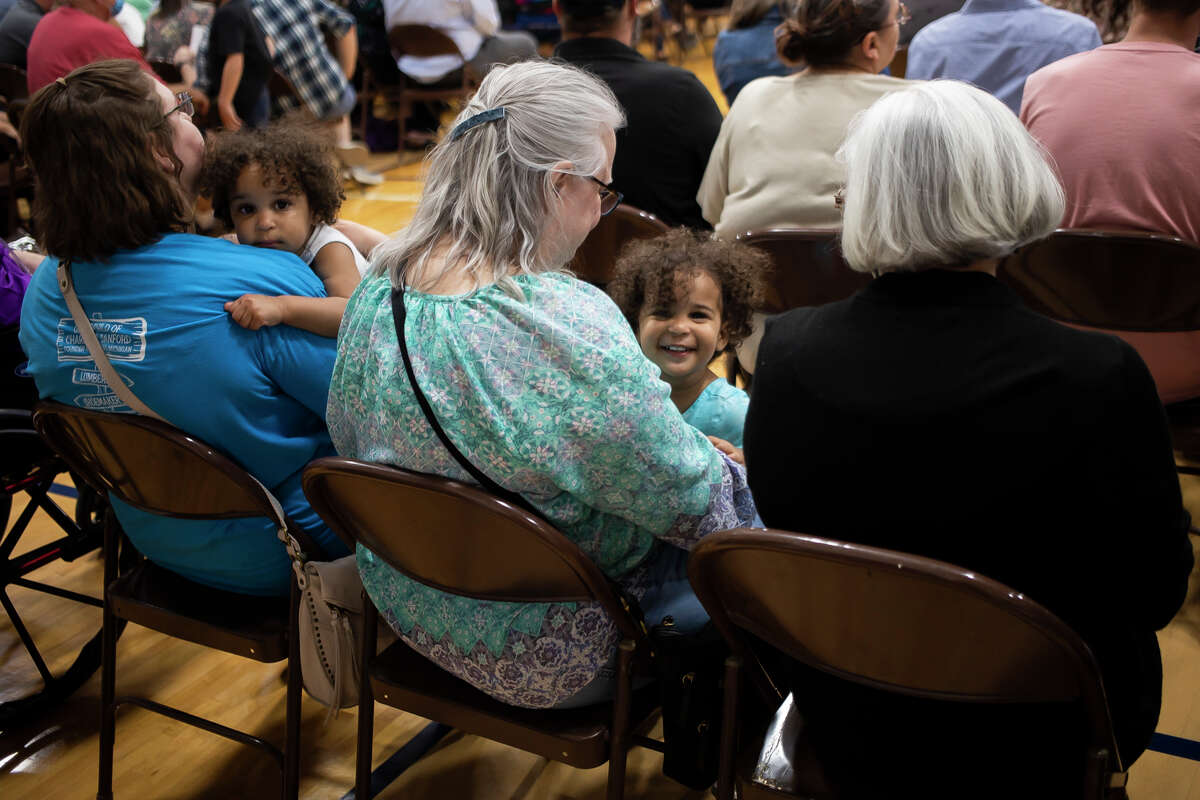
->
[[328, 272, 755, 708]]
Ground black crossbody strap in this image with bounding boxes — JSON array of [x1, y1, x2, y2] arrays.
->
[[391, 285, 542, 519], [390, 285, 651, 641]]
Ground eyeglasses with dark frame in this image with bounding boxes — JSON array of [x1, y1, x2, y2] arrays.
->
[[164, 91, 194, 120], [585, 175, 623, 216]]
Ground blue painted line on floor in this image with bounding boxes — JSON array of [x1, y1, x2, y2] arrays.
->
[[49, 483, 78, 499], [1149, 732, 1200, 762]]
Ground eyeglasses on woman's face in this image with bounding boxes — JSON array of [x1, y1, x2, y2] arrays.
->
[[892, 1, 911, 27], [585, 174, 623, 216], [163, 91, 194, 119]]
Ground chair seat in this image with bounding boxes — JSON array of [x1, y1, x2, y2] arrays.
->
[[371, 639, 660, 769], [108, 559, 290, 663]]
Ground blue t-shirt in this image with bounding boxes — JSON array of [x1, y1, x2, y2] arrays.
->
[[19, 232, 347, 595], [681, 378, 749, 448]]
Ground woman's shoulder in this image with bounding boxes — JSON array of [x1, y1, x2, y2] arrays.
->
[[727, 74, 795, 111]]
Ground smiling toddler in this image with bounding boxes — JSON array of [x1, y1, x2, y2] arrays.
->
[[608, 228, 765, 447]]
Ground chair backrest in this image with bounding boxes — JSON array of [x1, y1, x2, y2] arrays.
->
[[997, 228, 1200, 332], [32, 401, 285, 525], [388, 24, 467, 59], [688, 528, 1120, 765], [735, 228, 871, 313], [568, 203, 669, 288], [302, 457, 646, 642]]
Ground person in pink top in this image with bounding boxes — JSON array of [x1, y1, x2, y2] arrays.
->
[[27, 0, 158, 93], [1021, 0, 1200, 404]]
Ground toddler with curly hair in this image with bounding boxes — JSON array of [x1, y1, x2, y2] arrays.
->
[[200, 120, 369, 338], [608, 228, 766, 448]]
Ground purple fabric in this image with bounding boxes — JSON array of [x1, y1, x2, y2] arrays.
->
[[0, 245, 31, 327]]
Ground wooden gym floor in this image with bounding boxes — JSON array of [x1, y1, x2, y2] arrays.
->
[[4, 36, 1200, 800]]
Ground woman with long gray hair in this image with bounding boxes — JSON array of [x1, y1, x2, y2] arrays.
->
[[327, 60, 756, 710]]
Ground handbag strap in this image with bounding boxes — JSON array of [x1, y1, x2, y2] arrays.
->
[[58, 260, 166, 422], [57, 259, 322, 575], [391, 284, 543, 518], [390, 284, 652, 643]]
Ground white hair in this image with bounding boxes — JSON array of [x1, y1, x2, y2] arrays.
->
[[836, 80, 1065, 274], [372, 60, 624, 291]]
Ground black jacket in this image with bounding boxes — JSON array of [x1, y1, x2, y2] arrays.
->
[[553, 37, 722, 229], [745, 269, 1192, 794]]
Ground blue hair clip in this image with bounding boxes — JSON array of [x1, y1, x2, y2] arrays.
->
[[448, 107, 506, 143]]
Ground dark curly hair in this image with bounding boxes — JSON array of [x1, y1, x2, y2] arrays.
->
[[199, 118, 345, 231], [775, 0, 891, 68], [608, 228, 767, 352]]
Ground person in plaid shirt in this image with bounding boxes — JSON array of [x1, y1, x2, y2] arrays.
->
[[251, 0, 382, 182]]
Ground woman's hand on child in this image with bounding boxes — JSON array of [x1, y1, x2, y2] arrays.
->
[[707, 435, 745, 466], [225, 294, 284, 330]]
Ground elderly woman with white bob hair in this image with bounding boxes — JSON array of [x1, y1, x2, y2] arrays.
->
[[328, 60, 756, 711], [745, 80, 1192, 796]]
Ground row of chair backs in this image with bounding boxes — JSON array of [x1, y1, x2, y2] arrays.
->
[[32, 402, 281, 523], [569, 203, 669, 288], [997, 228, 1200, 332], [29, 400, 1123, 791]]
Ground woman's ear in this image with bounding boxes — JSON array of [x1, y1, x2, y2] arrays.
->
[[860, 30, 881, 65], [549, 160, 573, 195], [152, 144, 177, 176]]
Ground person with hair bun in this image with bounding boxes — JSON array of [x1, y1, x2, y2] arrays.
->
[[698, 0, 912, 238], [328, 60, 757, 710], [746, 80, 1191, 797]]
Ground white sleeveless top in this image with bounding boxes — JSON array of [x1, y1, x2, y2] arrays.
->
[[300, 222, 370, 277]]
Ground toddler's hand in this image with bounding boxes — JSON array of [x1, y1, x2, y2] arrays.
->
[[707, 435, 745, 466], [225, 294, 284, 330]]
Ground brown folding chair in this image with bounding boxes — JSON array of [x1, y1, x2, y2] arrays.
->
[[301, 456, 662, 800], [735, 228, 868, 314], [996, 228, 1200, 473], [729, 228, 871, 385], [356, 25, 479, 146], [688, 528, 1126, 800], [32, 401, 325, 800], [569, 203, 670, 289]]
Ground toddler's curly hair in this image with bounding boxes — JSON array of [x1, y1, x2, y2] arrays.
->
[[199, 118, 345, 231], [607, 228, 767, 351]]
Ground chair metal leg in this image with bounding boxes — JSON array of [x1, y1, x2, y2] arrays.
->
[[606, 639, 637, 800], [356, 596, 380, 799], [283, 577, 302, 800], [96, 513, 119, 800], [718, 655, 741, 800]]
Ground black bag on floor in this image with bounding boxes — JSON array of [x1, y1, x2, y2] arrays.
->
[[652, 619, 729, 791]]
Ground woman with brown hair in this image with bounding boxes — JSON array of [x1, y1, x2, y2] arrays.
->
[[698, 0, 912, 237], [17, 59, 349, 596]]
